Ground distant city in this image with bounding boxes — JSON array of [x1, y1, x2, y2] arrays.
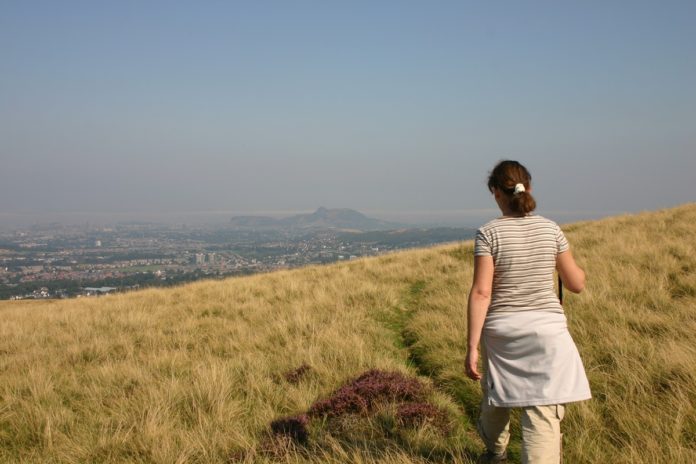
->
[[0, 208, 475, 300]]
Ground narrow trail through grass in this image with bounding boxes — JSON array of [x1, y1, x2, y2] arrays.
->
[[385, 274, 528, 462], [368, 277, 483, 463]]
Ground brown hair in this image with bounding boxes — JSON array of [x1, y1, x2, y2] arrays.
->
[[487, 160, 537, 215]]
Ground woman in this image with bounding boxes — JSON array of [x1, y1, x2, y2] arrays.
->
[[465, 160, 591, 464]]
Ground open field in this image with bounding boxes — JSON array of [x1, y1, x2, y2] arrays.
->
[[1, 204, 695, 463]]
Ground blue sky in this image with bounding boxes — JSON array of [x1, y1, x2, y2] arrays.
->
[[1, 1, 694, 226]]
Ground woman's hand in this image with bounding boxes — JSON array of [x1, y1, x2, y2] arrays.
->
[[466, 348, 481, 380]]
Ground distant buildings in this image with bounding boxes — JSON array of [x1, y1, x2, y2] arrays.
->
[[83, 286, 117, 296], [1, 220, 474, 301]]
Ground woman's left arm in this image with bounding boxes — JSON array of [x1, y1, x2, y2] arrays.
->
[[466, 255, 494, 380]]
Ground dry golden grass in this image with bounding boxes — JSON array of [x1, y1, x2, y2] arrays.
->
[[1, 203, 695, 463]]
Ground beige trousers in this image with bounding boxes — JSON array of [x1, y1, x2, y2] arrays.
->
[[478, 380, 565, 463]]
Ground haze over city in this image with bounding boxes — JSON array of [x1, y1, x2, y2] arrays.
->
[[2, 2, 694, 229]]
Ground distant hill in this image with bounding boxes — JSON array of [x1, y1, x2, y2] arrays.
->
[[1, 203, 695, 463], [229, 206, 404, 231]]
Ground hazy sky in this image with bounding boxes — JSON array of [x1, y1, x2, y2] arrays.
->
[[1, 1, 695, 227]]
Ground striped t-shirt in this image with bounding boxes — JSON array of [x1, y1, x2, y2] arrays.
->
[[474, 214, 569, 313]]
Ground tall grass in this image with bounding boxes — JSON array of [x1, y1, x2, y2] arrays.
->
[[1, 203, 694, 463]]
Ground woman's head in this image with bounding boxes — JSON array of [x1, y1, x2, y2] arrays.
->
[[487, 160, 537, 215]]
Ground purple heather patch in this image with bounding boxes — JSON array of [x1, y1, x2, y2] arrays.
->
[[283, 363, 312, 384], [269, 414, 310, 444], [396, 401, 450, 433], [308, 369, 428, 417]]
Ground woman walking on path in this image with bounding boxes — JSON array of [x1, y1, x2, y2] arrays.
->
[[465, 160, 592, 464]]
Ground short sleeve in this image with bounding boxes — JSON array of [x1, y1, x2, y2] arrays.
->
[[474, 228, 492, 256], [556, 225, 569, 254]]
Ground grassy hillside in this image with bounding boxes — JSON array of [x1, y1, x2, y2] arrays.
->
[[1, 204, 695, 463]]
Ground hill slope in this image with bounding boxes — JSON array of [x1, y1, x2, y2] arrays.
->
[[1, 204, 695, 463]]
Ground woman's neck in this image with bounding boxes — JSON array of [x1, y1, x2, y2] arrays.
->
[[499, 206, 528, 218]]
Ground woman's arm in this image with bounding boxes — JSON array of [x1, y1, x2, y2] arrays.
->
[[466, 255, 494, 381], [556, 249, 585, 293]]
